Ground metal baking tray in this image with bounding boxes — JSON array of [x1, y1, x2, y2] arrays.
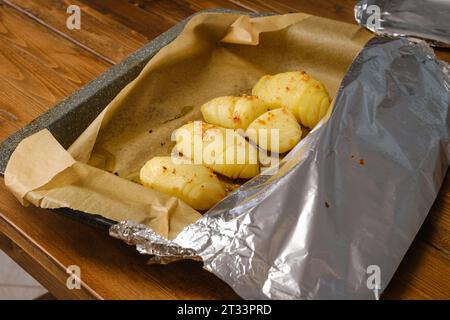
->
[[0, 8, 254, 230]]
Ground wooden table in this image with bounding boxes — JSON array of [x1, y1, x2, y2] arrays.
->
[[0, 0, 448, 300]]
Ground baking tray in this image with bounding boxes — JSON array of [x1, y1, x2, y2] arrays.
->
[[0, 8, 255, 230]]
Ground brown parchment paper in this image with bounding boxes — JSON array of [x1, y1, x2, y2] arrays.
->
[[4, 12, 372, 239]]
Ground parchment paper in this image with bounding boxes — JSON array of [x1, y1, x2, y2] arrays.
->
[[4, 12, 372, 239]]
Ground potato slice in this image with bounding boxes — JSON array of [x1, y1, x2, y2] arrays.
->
[[140, 157, 226, 211], [174, 121, 259, 179], [200, 95, 268, 130], [252, 71, 331, 129], [246, 108, 302, 153]]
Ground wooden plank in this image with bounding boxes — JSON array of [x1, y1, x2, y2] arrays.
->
[[0, 232, 98, 299], [0, 2, 109, 141], [418, 171, 450, 254], [435, 50, 450, 64], [382, 277, 432, 300], [127, 0, 254, 21], [34, 292, 56, 300], [5, 0, 147, 64], [228, 0, 356, 22], [4, 0, 255, 64], [0, 180, 239, 299], [386, 239, 450, 299], [76, 0, 247, 39]]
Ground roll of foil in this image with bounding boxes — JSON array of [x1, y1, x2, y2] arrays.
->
[[110, 37, 450, 299], [355, 0, 450, 47]]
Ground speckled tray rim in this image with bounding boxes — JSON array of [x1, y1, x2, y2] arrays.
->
[[0, 9, 262, 230]]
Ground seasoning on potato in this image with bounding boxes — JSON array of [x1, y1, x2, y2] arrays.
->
[[200, 95, 268, 130], [252, 71, 331, 129], [174, 121, 260, 179], [246, 108, 302, 153], [140, 156, 226, 211]]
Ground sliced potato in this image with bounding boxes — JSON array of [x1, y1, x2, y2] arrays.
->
[[200, 95, 268, 130], [174, 121, 259, 179], [140, 156, 226, 211], [246, 108, 302, 153], [252, 71, 331, 129]]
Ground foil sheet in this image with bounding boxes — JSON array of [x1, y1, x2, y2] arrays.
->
[[110, 37, 450, 299], [355, 0, 450, 47], [110, 221, 201, 264]]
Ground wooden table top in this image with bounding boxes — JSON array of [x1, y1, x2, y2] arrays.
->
[[0, 0, 448, 300]]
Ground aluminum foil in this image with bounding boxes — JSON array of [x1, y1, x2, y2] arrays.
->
[[110, 37, 450, 299], [355, 0, 450, 47]]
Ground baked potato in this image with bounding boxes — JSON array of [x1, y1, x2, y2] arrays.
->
[[252, 71, 331, 129], [200, 95, 268, 130], [246, 108, 302, 153], [174, 121, 259, 179], [140, 156, 226, 210]]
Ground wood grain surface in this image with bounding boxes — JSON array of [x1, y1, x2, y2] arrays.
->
[[0, 0, 448, 299], [0, 1, 109, 139]]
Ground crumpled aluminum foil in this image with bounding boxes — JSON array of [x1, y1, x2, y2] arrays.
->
[[355, 0, 450, 47], [111, 36, 450, 299]]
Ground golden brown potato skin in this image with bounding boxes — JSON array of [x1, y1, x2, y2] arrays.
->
[[246, 108, 302, 153], [174, 122, 260, 179], [252, 71, 331, 129], [200, 95, 268, 130], [140, 156, 226, 211]]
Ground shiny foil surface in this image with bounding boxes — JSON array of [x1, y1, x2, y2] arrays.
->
[[110, 37, 450, 299], [355, 0, 450, 46]]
